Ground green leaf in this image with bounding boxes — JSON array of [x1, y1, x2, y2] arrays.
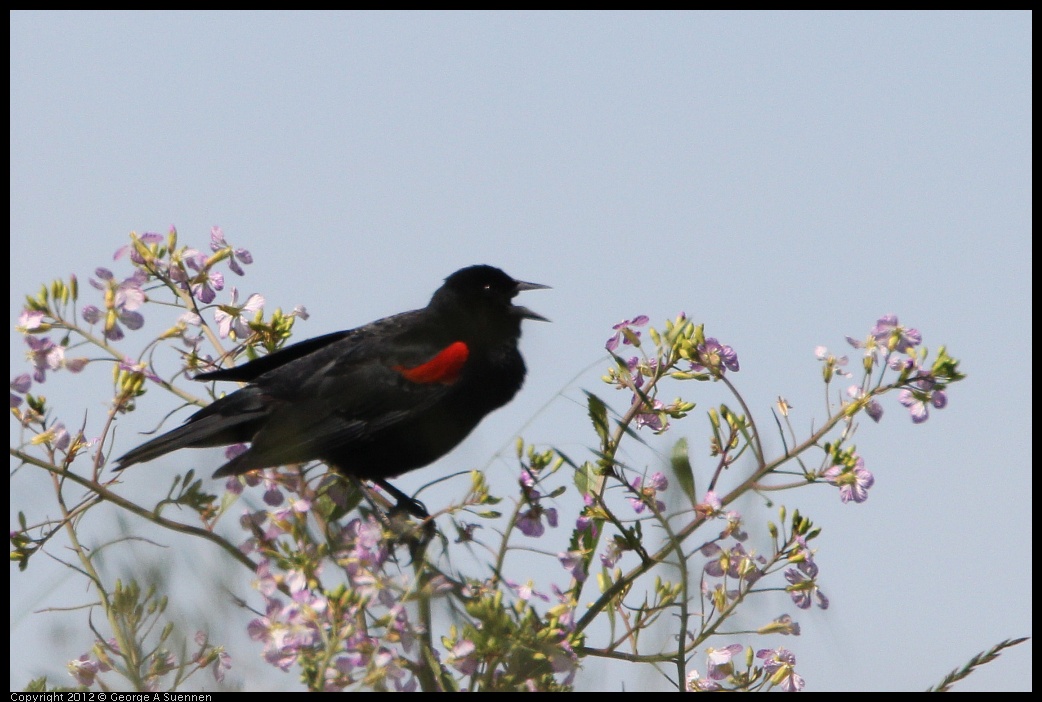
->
[[585, 391, 610, 446], [573, 461, 598, 497], [547, 485, 567, 499], [315, 474, 363, 521], [670, 437, 697, 506]]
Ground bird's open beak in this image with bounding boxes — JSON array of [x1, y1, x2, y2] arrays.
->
[[514, 280, 551, 322]]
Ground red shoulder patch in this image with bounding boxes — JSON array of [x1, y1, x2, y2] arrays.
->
[[393, 341, 470, 385]]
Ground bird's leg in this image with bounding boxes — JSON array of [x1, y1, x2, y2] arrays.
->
[[372, 479, 435, 560], [374, 478, 430, 519]]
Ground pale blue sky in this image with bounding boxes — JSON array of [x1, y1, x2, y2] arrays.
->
[[10, 11, 1031, 691]]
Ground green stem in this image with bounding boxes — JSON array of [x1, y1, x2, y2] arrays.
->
[[12, 448, 257, 572]]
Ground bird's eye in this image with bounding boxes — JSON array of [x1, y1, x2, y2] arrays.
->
[[483, 283, 492, 292]]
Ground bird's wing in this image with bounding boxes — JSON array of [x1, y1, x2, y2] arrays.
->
[[194, 329, 355, 383], [210, 319, 470, 474]]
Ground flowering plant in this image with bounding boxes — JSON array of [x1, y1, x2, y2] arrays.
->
[[12, 228, 1022, 692]]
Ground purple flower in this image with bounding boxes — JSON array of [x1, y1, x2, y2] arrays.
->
[[822, 456, 875, 503], [214, 287, 264, 339], [113, 231, 165, 263], [600, 539, 624, 568], [574, 494, 600, 539], [756, 647, 804, 692], [759, 613, 801, 636], [90, 267, 114, 285], [789, 535, 818, 578], [324, 656, 358, 691], [628, 472, 668, 513], [720, 510, 747, 541], [336, 516, 390, 574], [119, 358, 163, 385], [448, 639, 479, 676], [18, 309, 45, 330], [182, 248, 207, 270], [192, 269, 224, 304], [247, 600, 299, 671], [815, 346, 852, 379], [372, 648, 416, 691], [86, 269, 148, 340], [248, 571, 329, 675], [235, 468, 286, 506], [115, 270, 147, 313], [152, 650, 176, 676], [193, 631, 232, 683], [606, 315, 649, 352], [847, 315, 921, 368], [691, 338, 740, 375], [620, 356, 657, 390], [846, 333, 883, 359], [67, 653, 111, 687], [10, 373, 31, 408], [45, 422, 71, 451], [454, 521, 480, 543], [517, 502, 558, 537], [269, 496, 312, 524], [872, 314, 922, 354], [25, 335, 64, 383], [211, 226, 254, 276], [695, 490, 722, 519], [784, 568, 829, 610], [634, 396, 667, 432], [706, 643, 744, 680], [559, 550, 587, 582], [546, 639, 580, 686], [847, 385, 883, 422], [686, 669, 722, 692], [627, 357, 642, 387], [889, 355, 919, 373], [178, 248, 225, 303], [506, 578, 550, 603], [82, 305, 102, 325], [210, 226, 228, 251], [702, 542, 765, 582], [517, 471, 558, 537], [211, 648, 232, 683], [899, 375, 948, 423], [174, 310, 205, 349]]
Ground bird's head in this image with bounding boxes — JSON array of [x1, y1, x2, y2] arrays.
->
[[433, 265, 550, 335]]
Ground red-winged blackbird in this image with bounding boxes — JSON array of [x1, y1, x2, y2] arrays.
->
[[115, 265, 548, 513]]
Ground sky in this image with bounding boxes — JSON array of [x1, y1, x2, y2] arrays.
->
[[10, 11, 1031, 692]]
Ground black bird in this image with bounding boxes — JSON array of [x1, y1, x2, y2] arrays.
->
[[114, 265, 548, 513]]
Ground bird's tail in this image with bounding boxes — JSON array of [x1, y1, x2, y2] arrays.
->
[[113, 413, 256, 470]]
